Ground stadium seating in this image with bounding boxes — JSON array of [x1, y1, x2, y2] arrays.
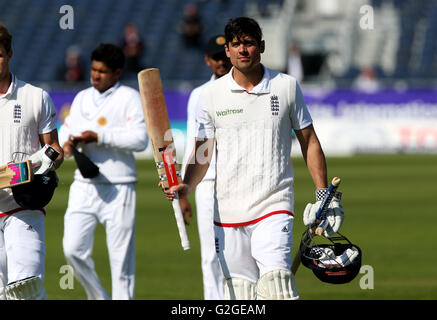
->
[[0, 0, 247, 85], [1, 0, 436, 86]]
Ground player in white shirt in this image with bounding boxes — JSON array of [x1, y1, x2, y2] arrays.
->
[[0, 24, 64, 300], [59, 44, 148, 300], [181, 35, 232, 300], [165, 17, 344, 300]]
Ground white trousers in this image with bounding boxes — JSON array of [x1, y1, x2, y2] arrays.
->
[[63, 181, 136, 300], [0, 210, 46, 299], [195, 180, 224, 300], [214, 213, 294, 284]]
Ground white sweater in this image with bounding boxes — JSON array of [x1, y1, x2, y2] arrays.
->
[[59, 82, 148, 184], [0, 74, 57, 213], [197, 66, 313, 226]]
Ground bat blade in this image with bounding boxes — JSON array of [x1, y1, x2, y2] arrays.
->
[[0, 160, 34, 189], [138, 68, 190, 250], [138, 69, 174, 169]]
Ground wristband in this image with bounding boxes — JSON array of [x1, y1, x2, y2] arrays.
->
[[315, 188, 342, 201]]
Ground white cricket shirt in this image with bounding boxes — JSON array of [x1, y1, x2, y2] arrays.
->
[[0, 74, 57, 214], [196, 65, 312, 226], [59, 82, 148, 184]]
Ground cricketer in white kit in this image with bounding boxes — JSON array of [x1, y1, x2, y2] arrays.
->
[[59, 44, 148, 300], [198, 64, 308, 299], [166, 17, 344, 300], [181, 35, 232, 300], [0, 23, 64, 300]]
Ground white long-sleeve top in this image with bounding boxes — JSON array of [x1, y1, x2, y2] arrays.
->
[[182, 75, 217, 181], [0, 74, 58, 214], [196, 66, 313, 226], [59, 82, 148, 184]]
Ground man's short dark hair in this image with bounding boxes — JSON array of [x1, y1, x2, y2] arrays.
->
[[0, 24, 12, 53], [224, 17, 262, 46], [91, 43, 125, 71]]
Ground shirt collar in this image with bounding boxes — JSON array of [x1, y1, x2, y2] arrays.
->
[[227, 64, 271, 94], [0, 73, 17, 99], [94, 81, 120, 97]]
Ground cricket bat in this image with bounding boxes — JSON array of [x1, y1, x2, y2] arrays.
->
[[137, 68, 190, 251], [314, 177, 341, 236], [291, 177, 341, 274], [0, 160, 34, 189]]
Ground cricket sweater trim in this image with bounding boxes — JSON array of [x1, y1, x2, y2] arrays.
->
[[214, 210, 293, 227], [0, 207, 46, 217]]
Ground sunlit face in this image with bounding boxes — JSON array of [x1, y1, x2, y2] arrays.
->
[[0, 44, 12, 81], [205, 51, 232, 78], [225, 34, 264, 73], [90, 60, 121, 93]]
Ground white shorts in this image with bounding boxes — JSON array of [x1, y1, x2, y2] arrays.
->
[[214, 213, 294, 283], [0, 210, 46, 285]]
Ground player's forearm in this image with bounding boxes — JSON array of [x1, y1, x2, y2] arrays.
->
[[39, 130, 64, 170], [97, 127, 148, 152], [181, 135, 195, 178], [183, 162, 209, 193], [296, 125, 327, 189], [305, 140, 328, 189], [182, 138, 214, 192]]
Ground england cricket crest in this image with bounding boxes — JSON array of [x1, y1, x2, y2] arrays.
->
[[270, 95, 279, 116], [13, 104, 22, 123]]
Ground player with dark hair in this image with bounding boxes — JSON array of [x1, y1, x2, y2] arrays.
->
[[0, 24, 64, 300], [165, 17, 345, 300], [59, 43, 148, 300], [91, 43, 125, 72]]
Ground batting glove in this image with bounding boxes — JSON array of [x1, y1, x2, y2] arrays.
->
[[29, 144, 59, 175], [303, 189, 344, 237]]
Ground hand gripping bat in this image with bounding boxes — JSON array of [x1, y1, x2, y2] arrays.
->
[[291, 177, 341, 274], [0, 161, 33, 189], [138, 68, 190, 251], [314, 177, 341, 236], [0, 145, 61, 189]]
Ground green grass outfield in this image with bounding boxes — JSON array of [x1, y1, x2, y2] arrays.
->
[[44, 154, 437, 300]]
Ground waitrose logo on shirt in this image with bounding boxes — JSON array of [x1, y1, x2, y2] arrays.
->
[[216, 108, 244, 117]]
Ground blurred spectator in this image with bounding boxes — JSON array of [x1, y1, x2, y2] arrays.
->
[[287, 42, 303, 82], [353, 67, 380, 92], [180, 2, 204, 49], [120, 22, 145, 78], [57, 45, 85, 83]]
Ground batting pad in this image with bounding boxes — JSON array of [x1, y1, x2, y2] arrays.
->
[[224, 277, 256, 300], [256, 269, 299, 300], [5, 276, 48, 300]]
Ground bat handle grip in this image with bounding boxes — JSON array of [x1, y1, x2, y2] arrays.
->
[[314, 177, 341, 236], [172, 192, 191, 250]]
